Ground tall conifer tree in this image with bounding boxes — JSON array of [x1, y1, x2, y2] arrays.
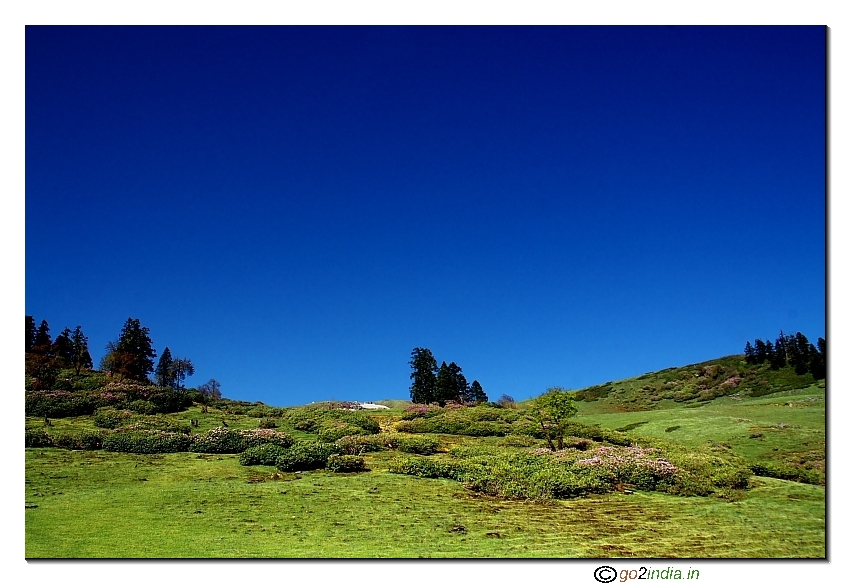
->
[[409, 347, 438, 404]]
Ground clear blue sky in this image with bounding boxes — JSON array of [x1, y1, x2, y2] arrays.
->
[[25, 26, 825, 407]]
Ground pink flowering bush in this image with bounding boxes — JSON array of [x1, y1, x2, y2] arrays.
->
[[390, 440, 750, 500], [573, 445, 679, 489]]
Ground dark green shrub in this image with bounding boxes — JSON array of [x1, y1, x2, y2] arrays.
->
[[317, 421, 370, 442], [335, 434, 400, 454], [258, 418, 278, 429], [26, 391, 97, 417], [397, 435, 439, 455], [240, 429, 295, 449], [327, 454, 366, 473], [276, 442, 338, 471], [25, 428, 53, 448], [563, 437, 593, 450], [103, 430, 191, 454], [122, 416, 192, 435], [282, 406, 380, 435], [52, 431, 105, 450], [750, 463, 822, 485], [239, 444, 291, 466], [387, 455, 461, 479], [189, 427, 246, 453], [93, 407, 135, 429], [247, 404, 283, 418], [500, 434, 539, 448], [127, 399, 158, 415]]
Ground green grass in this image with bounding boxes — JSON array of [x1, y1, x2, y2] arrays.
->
[[576, 383, 825, 483], [24, 355, 826, 558], [25, 447, 823, 558]]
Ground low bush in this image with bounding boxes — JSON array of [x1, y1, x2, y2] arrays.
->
[[25, 428, 53, 448], [750, 463, 823, 485], [281, 406, 380, 435], [397, 435, 440, 455], [121, 416, 193, 435], [103, 430, 191, 454], [240, 429, 295, 449], [258, 418, 278, 429], [189, 427, 246, 453], [335, 434, 399, 455], [316, 421, 370, 442], [52, 431, 105, 450], [276, 442, 338, 471], [93, 407, 135, 429], [390, 440, 751, 501], [239, 444, 291, 466], [500, 434, 540, 448], [327, 454, 366, 473], [247, 404, 284, 418], [127, 399, 158, 415]]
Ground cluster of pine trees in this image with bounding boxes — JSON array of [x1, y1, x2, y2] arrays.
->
[[408, 347, 488, 405], [25, 315, 221, 399], [26, 317, 94, 389], [744, 330, 826, 380]]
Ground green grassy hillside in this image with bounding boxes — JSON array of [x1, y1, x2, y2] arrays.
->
[[24, 354, 825, 558], [572, 354, 819, 411]]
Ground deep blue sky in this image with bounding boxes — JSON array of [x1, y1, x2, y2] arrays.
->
[[25, 26, 825, 406]]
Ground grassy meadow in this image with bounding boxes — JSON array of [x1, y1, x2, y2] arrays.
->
[[24, 363, 825, 558]]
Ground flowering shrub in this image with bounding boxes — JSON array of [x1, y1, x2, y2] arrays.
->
[[316, 421, 370, 442], [103, 430, 191, 454], [120, 416, 192, 435], [189, 427, 246, 453], [239, 444, 291, 466], [327, 454, 366, 473], [573, 446, 679, 490], [26, 380, 195, 419], [401, 404, 437, 420], [26, 391, 96, 417], [390, 440, 751, 500], [276, 442, 338, 471]]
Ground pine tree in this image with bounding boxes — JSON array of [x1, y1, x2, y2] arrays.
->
[[33, 320, 52, 354], [26, 315, 36, 353], [810, 337, 826, 380], [114, 318, 156, 382], [468, 380, 488, 403], [409, 347, 438, 404], [70, 326, 93, 375], [764, 340, 775, 364], [771, 331, 789, 369], [435, 362, 455, 404], [155, 347, 175, 387], [53, 328, 74, 364], [744, 341, 755, 364], [753, 339, 768, 364], [789, 332, 812, 376]]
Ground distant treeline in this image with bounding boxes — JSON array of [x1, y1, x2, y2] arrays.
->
[[744, 331, 825, 380], [25, 315, 221, 399]]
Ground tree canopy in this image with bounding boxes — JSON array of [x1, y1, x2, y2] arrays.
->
[[409, 347, 438, 404], [530, 387, 578, 450]]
